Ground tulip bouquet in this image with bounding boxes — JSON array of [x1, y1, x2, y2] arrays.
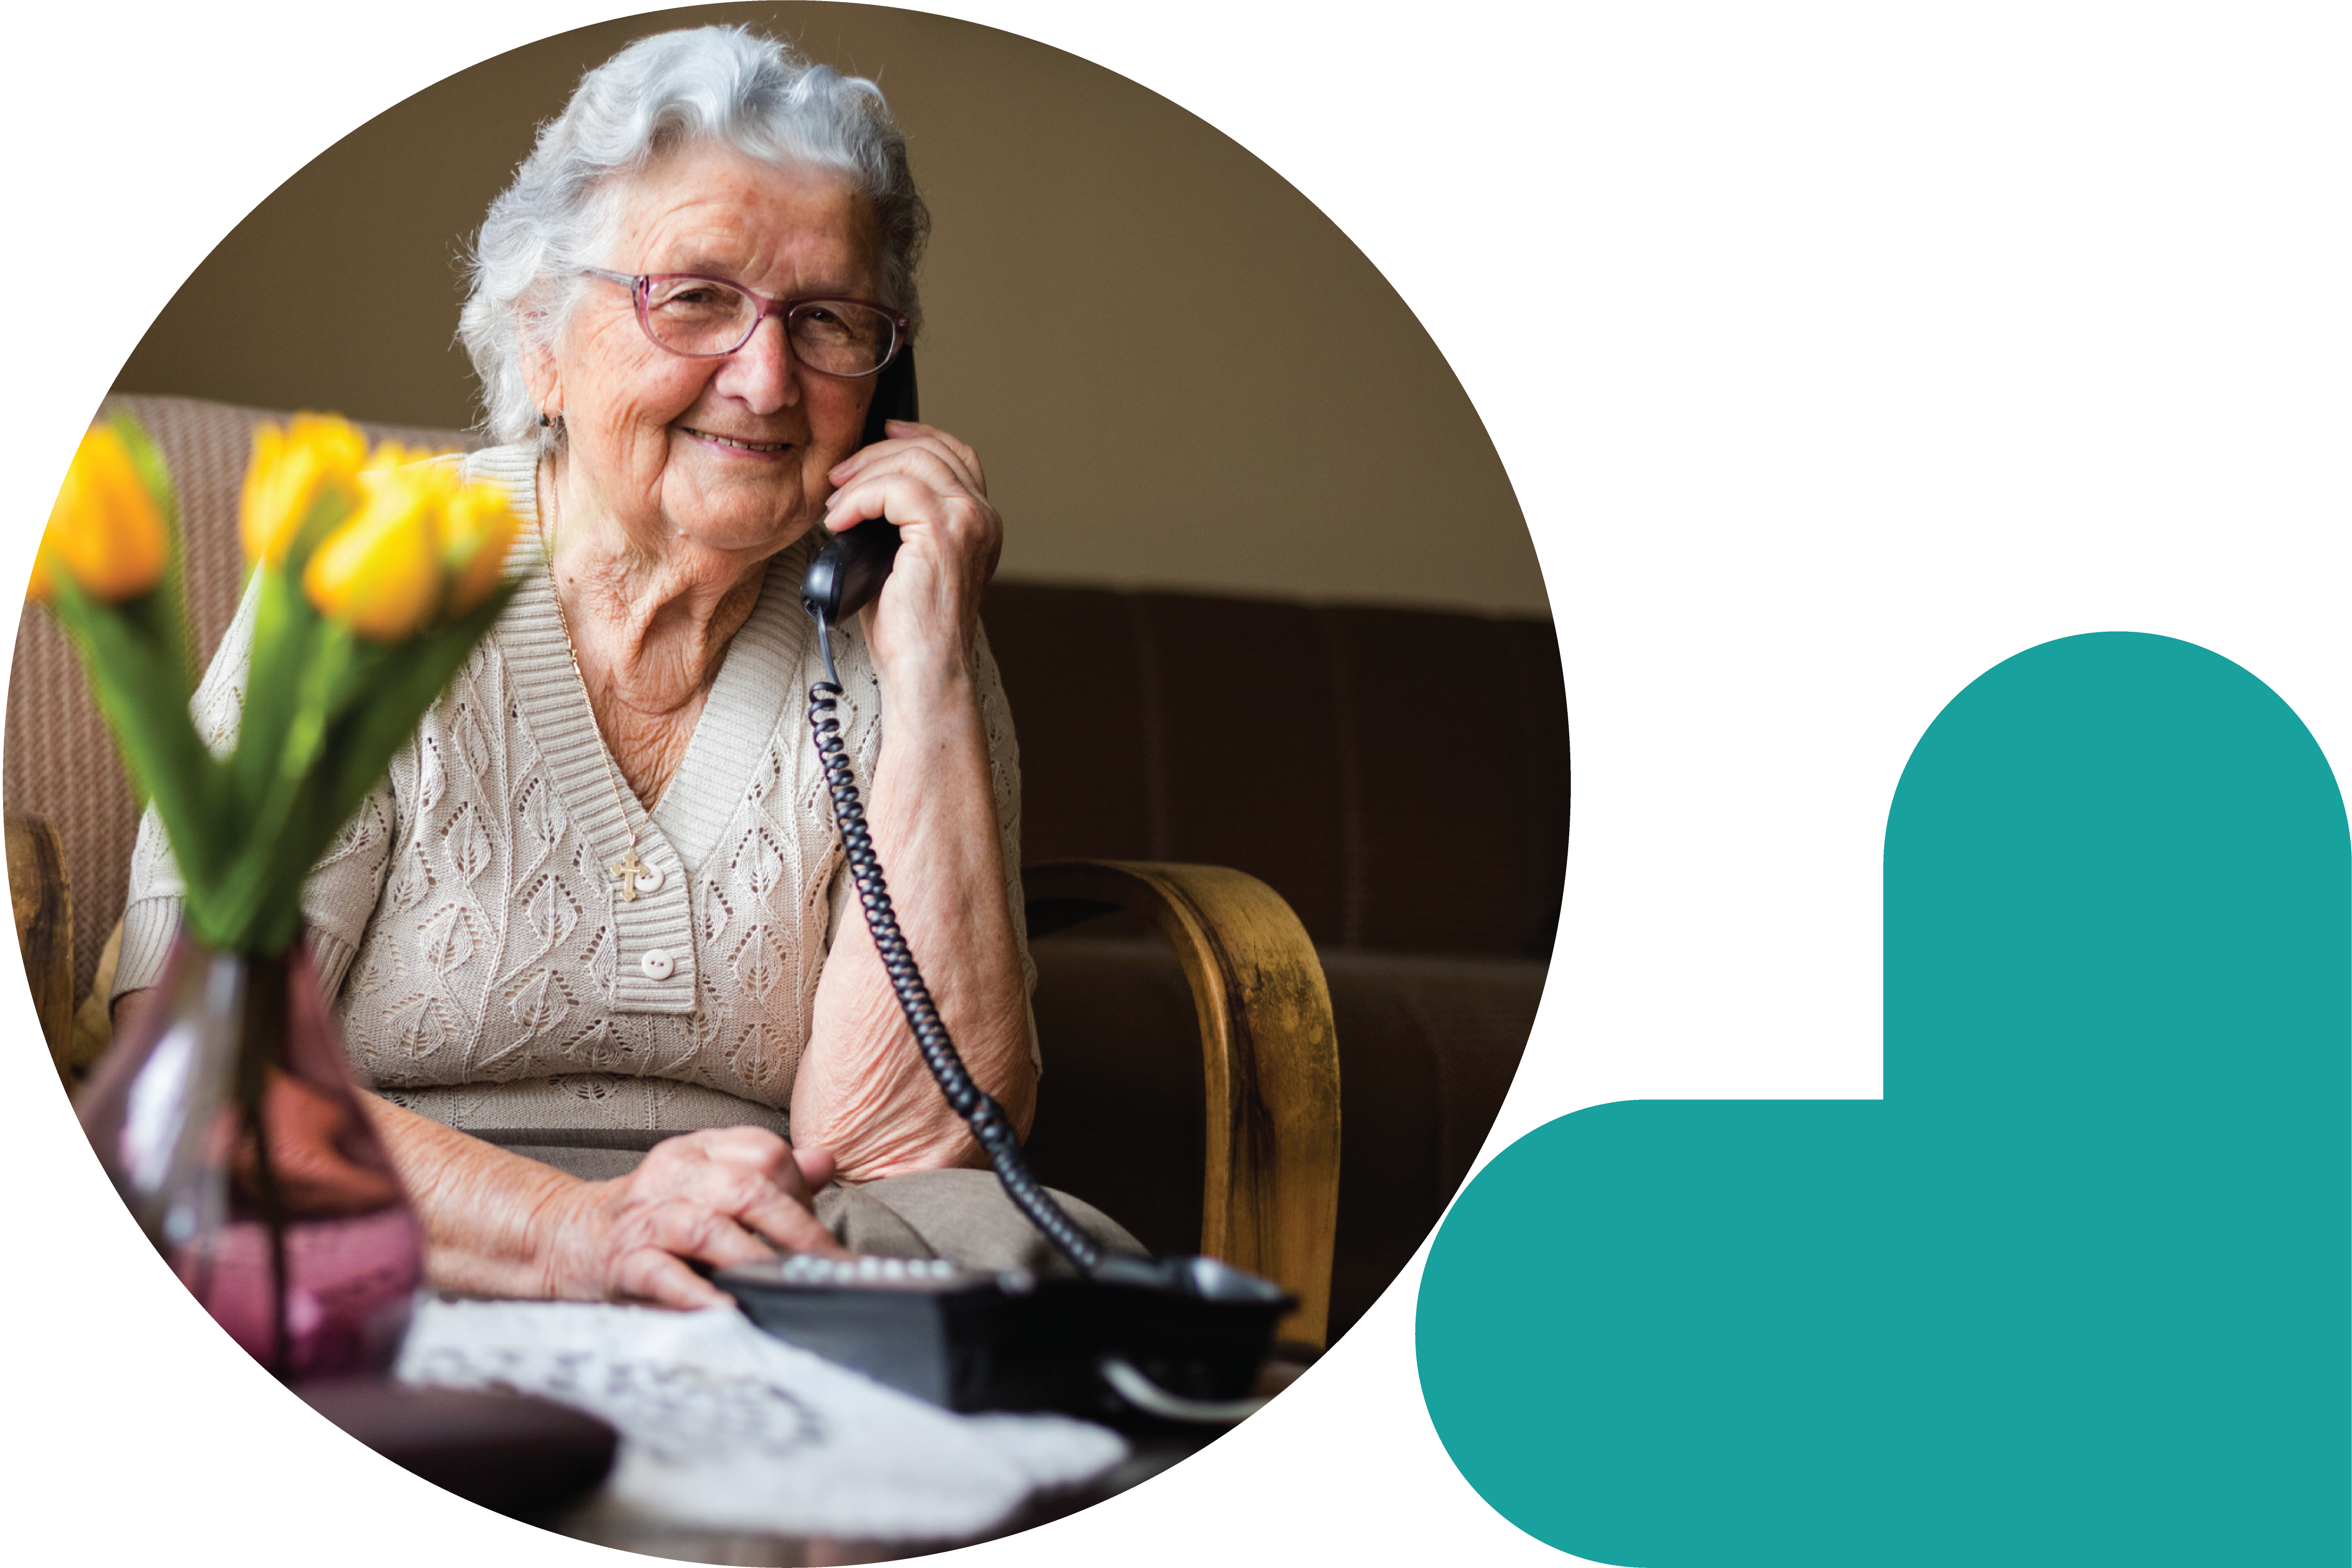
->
[[34, 412, 519, 957], [37, 410, 523, 1378]]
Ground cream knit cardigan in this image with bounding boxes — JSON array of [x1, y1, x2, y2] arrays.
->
[[115, 444, 1038, 1143]]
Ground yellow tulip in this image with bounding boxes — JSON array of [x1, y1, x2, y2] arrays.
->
[[36, 425, 169, 603], [302, 462, 454, 640], [436, 480, 519, 615], [241, 414, 367, 566]]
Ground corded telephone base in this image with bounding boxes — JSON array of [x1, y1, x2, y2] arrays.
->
[[715, 1252, 1292, 1422], [790, 514, 1305, 1428]]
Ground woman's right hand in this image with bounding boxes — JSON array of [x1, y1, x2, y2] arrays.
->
[[535, 1126, 850, 1309]]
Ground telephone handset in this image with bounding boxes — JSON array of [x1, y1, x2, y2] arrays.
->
[[797, 348, 918, 626], [721, 357, 1294, 1422]]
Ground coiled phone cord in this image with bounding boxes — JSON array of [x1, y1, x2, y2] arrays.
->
[[808, 610, 1104, 1276]]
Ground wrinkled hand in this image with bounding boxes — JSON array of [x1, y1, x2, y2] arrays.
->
[[822, 419, 1001, 691], [537, 1127, 848, 1309]]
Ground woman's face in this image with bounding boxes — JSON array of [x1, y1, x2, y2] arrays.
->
[[531, 142, 882, 557]]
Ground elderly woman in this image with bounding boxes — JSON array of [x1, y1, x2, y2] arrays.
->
[[113, 26, 1134, 1308]]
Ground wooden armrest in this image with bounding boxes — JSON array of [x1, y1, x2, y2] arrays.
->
[[1025, 859, 1341, 1348], [7, 812, 75, 1089]]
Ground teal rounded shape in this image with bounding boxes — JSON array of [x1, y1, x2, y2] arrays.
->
[[1417, 632, 2349, 1565]]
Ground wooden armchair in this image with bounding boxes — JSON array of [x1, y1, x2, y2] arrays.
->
[[1025, 860, 1340, 1346], [9, 814, 75, 1085], [7, 394, 1344, 1351]]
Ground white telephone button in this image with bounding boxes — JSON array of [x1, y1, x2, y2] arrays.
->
[[640, 948, 676, 981]]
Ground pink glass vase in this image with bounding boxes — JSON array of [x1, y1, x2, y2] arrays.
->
[[75, 933, 424, 1380]]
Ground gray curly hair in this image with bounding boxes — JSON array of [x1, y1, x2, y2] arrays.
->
[[459, 25, 930, 446]]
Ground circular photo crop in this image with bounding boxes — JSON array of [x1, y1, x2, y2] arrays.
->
[[12, 5, 1562, 1557]]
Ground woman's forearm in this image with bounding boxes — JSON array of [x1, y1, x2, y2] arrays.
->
[[796, 666, 1036, 1178], [367, 1101, 841, 1303], [358, 1094, 585, 1296], [116, 990, 592, 1297]]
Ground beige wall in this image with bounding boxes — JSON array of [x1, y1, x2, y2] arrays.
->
[[112, 3, 1547, 617]]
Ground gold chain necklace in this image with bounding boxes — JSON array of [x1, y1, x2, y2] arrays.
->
[[540, 459, 661, 904]]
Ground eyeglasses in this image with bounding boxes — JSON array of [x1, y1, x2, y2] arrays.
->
[[580, 269, 908, 377]]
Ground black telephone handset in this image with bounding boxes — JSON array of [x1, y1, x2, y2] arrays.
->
[[744, 353, 1294, 1424], [797, 349, 918, 626]]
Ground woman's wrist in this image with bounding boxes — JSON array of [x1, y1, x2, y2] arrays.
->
[[871, 654, 981, 729], [360, 1094, 602, 1298], [428, 1162, 594, 1298], [516, 1174, 610, 1299]]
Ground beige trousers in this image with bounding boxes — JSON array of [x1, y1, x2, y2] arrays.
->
[[812, 1168, 1145, 1275]]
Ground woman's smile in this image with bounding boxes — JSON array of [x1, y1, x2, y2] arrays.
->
[[681, 426, 795, 456]]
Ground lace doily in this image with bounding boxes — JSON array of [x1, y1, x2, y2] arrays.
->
[[396, 1296, 1128, 1538]]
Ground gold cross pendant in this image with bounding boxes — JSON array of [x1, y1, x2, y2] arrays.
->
[[608, 845, 654, 902]]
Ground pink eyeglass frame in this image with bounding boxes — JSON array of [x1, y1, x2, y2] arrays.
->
[[580, 268, 909, 376]]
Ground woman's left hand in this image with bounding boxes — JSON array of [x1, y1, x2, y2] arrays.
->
[[820, 419, 1001, 694]]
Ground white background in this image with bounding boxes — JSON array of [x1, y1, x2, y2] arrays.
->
[[4, 3, 2345, 1563]]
